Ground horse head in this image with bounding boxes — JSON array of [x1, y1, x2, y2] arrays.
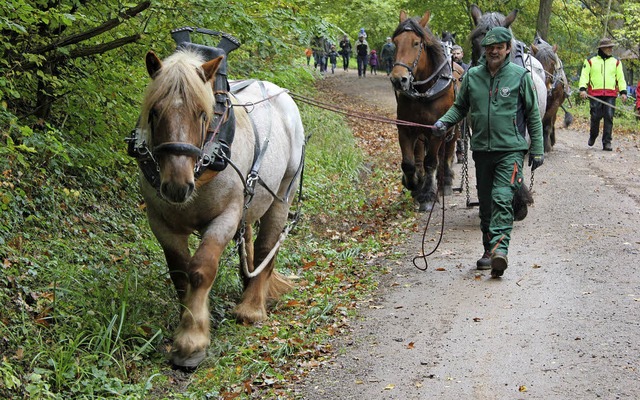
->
[[140, 50, 224, 204], [531, 36, 561, 92], [390, 10, 446, 94], [469, 4, 518, 66]]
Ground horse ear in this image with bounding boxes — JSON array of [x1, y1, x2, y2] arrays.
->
[[399, 10, 407, 23], [503, 9, 518, 27], [145, 51, 163, 79], [419, 10, 431, 27], [553, 44, 558, 53], [470, 4, 483, 26], [531, 43, 538, 55], [201, 56, 224, 83]]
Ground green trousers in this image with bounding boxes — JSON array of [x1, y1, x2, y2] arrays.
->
[[473, 151, 526, 256]]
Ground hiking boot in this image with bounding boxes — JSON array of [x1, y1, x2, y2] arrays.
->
[[603, 143, 612, 151], [490, 252, 508, 278], [476, 251, 492, 270], [588, 135, 596, 147]]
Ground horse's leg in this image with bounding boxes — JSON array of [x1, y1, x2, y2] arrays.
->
[[398, 128, 419, 193], [440, 133, 458, 196], [550, 112, 557, 147], [542, 112, 552, 153], [417, 136, 440, 211], [233, 202, 292, 323]]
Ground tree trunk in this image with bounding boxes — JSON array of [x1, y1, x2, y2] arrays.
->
[[536, 0, 553, 40]]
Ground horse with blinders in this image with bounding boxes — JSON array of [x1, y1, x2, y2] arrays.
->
[[390, 10, 464, 211]]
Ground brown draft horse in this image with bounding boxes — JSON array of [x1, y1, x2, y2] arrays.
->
[[532, 35, 572, 152], [390, 10, 463, 211], [135, 50, 305, 367]]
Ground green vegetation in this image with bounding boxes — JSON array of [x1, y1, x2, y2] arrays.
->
[[1, 0, 637, 398]]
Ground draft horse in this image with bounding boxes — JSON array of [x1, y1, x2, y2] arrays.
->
[[390, 10, 463, 211], [134, 50, 305, 367], [532, 35, 572, 152], [468, 4, 547, 220]]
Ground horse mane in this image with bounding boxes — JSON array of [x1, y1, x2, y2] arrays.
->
[[392, 17, 446, 66], [140, 50, 215, 141], [533, 41, 557, 71]]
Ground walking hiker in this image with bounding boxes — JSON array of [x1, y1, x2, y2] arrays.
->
[[380, 37, 396, 76], [327, 45, 339, 74], [369, 50, 378, 75], [339, 34, 352, 71], [578, 37, 628, 151], [434, 27, 544, 278], [355, 34, 369, 78]]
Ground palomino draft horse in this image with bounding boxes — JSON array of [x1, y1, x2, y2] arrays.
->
[[468, 4, 547, 220], [134, 50, 305, 367], [390, 10, 463, 211], [532, 35, 572, 152]]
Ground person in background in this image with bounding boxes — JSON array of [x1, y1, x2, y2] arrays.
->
[[339, 34, 352, 71], [451, 45, 469, 72], [355, 34, 369, 78], [434, 27, 544, 278], [380, 37, 396, 76], [636, 80, 640, 120], [369, 49, 378, 75], [578, 37, 627, 151], [305, 48, 313, 66], [327, 45, 339, 74]]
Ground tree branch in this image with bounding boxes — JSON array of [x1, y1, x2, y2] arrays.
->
[[21, 34, 142, 70], [30, 1, 150, 55]]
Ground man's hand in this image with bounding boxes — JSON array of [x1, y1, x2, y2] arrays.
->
[[433, 120, 449, 137], [621, 94, 628, 102], [528, 153, 544, 171], [579, 91, 588, 100]]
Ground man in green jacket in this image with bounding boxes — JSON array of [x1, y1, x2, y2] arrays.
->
[[578, 38, 627, 151], [434, 27, 544, 278]]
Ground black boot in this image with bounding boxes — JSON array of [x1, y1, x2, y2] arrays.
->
[[476, 251, 491, 270]]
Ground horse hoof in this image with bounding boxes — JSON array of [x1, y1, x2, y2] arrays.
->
[[418, 202, 433, 212], [443, 185, 453, 196], [171, 348, 206, 369]]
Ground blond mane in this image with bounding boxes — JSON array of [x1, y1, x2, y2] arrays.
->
[[139, 50, 215, 142]]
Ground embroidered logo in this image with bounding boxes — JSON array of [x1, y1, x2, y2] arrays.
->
[[499, 87, 511, 97]]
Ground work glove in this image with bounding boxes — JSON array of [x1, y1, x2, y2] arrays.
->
[[433, 120, 449, 138], [528, 153, 544, 171]]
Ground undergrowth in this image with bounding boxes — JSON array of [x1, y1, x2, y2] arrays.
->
[[0, 61, 415, 399]]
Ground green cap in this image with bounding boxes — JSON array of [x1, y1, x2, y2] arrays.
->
[[481, 27, 512, 46]]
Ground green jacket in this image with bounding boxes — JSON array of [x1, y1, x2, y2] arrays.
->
[[440, 55, 544, 155]]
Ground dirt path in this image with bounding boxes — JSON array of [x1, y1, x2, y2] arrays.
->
[[295, 69, 640, 399]]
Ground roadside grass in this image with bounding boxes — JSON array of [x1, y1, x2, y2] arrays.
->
[[0, 64, 416, 398]]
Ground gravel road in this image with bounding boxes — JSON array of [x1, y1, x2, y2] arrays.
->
[[295, 69, 640, 399]]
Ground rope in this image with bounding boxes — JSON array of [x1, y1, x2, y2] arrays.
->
[[290, 92, 436, 129], [412, 143, 448, 271], [581, 92, 640, 118]]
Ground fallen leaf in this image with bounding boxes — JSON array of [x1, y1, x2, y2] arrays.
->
[[384, 384, 395, 390], [473, 317, 482, 322], [435, 267, 446, 271], [406, 342, 415, 349], [519, 385, 527, 392]]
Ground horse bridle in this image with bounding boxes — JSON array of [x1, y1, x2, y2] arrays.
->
[[392, 30, 453, 99]]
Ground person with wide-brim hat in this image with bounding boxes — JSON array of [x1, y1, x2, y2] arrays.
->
[[578, 37, 627, 151]]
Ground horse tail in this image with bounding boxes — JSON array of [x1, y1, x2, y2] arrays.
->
[[513, 184, 534, 221], [562, 105, 574, 128]]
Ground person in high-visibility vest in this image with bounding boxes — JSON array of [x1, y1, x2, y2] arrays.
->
[[578, 37, 628, 151]]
